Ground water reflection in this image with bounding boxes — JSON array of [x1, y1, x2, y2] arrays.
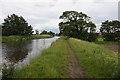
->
[[2, 37, 59, 66], [2, 40, 32, 63]]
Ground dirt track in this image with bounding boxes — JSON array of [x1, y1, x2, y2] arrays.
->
[[67, 41, 85, 78], [104, 45, 119, 53]]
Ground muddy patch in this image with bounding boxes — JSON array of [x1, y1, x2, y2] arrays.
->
[[104, 45, 119, 53], [67, 41, 85, 78]]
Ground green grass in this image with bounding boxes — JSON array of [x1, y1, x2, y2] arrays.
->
[[95, 37, 118, 45], [13, 38, 70, 78], [95, 41, 118, 45], [68, 38, 118, 78], [97, 37, 105, 42], [2, 35, 53, 43], [6, 37, 118, 78]]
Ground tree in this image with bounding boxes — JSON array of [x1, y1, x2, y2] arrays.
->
[[2, 14, 33, 36], [35, 29, 39, 35], [40, 30, 48, 34], [59, 11, 97, 41], [100, 20, 120, 41], [48, 31, 55, 36], [87, 21, 97, 42]]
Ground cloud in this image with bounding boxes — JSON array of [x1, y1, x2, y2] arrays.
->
[[0, 0, 119, 33], [93, 0, 119, 3]]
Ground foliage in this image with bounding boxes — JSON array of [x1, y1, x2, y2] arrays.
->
[[2, 63, 15, 79], [97, 37, 104, 42], [69, 38, 118, 78], [95, 37, 118, 45], [40, 30, 48, 34], [2, 35, 53, 43], [59, 11, 97, 42], [35, 29, 39, 35], [13, 38, 70, 78], [48, 31, 55, 36], [40, 30, 55, 36], [2, 14, 33, 36], [100, 20, 120, 41]]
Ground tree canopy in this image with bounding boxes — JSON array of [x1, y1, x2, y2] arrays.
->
[[48, 31, 55, 36], [40, 30, 55, 36], [59, 11, 97, 41], [2, 14, 33, 36], [40, 30, 48, 35], [100, 20, 120, 41]]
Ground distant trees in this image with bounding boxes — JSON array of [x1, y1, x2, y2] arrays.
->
[[59, 11, 97, 42], [40, 30, 55, 36], [35, 30, 39, 35], [2, 14, 33, 36], [40, 30, 48, 35], [48, 31, 55, 36], [100, 20, 120, 41]]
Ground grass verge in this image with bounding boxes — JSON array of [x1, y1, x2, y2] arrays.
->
[[94, 41, 118, 45], [13, 38, 70, 78], [95, 37, 118, 45], [2, 35, 53, 43], [68, 38, 118, 78], [4, 37, 118, 78]]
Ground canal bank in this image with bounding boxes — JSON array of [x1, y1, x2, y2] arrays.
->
[[12, 38, 69, 78], [2, 37, 118, 78], [2, 36, 59, 67], [2, 35, 53, 43]]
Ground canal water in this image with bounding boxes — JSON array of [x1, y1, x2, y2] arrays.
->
[[1, 36, 59, 67]]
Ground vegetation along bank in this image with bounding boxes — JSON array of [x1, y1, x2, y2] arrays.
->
[[7, 37, 118, 78]]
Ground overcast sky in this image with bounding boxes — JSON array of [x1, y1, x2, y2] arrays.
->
[[0, 0, 119, 33]]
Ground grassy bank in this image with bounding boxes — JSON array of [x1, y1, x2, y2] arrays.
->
[[95, 37, 118, 45], [6, 37, 118, 78], [95, 41, 118, 45], [68, 38, 118, 78], [2, 35, 53, 43], [13, 38, 70, 78]]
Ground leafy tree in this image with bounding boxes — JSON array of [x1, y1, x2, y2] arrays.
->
[[35, 29, 39, 35], [2, 14, 33, 36], [100, 20, 120, 41], [48, 31, 55, 36], [40, 30, 48, 34], [87, 21, 97, 42], [59, 11, 97, 41]]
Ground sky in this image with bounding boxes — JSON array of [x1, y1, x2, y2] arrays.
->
[[0, 0, 119, 33]]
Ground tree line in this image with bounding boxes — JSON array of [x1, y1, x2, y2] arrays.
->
[[1, 12, 120, 42], [2, 14, 33, 36], [1, 14, 56, 36], [59, 11, 120, 42], [100, 20, 120, 41], [35, 30, 55, 36]]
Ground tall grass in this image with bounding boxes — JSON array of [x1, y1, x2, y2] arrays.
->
[[4, 37, 118, 78], [68, 38, 118, 78], [95, 37, 118, 45], [2, 35, 53, 43], [13, 38, 70, 78]]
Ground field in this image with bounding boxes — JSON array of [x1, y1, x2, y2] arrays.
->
[[11, 37, 118, 78], [2, 35, 53, 43], [69, 38, 118, 78]]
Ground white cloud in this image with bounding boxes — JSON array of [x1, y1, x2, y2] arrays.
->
[[0, 0, 119, 33]]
